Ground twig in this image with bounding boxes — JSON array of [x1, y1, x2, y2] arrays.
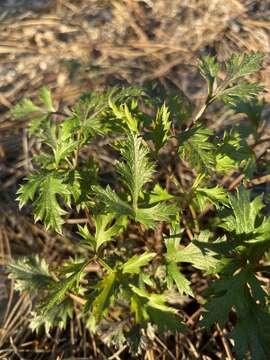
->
[[216, 324, 233, 360]]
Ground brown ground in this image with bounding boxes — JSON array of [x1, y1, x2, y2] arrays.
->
[[0, 1, 270, 358]]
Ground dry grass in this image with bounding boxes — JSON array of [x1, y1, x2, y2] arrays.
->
[[0, 0, 270, 358]]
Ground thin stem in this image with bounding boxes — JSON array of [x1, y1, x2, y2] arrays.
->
[[97, 257, 114, 272]]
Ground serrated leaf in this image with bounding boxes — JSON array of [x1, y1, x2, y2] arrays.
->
[[7, 255, 53, 293], [149, 103, 171, 153], [225, 52, 264, 81], [222, 186, 264, 234], [130, 285, 185, 333], [230, 300, 270, 360], [216, 127, 255, 174], [17, 172, 44, 209], [135, 203, 177, 229], [166, 261, 193, 296], [109, 98, 138, 133], [194, 186, 228, 212], [116, 133, 155, 208], [148, 184, 175, 204], [202, 268, 270, 360], [178, 125, 216, 174], [166, 234, 218, 272], [174, 242, 219, 271], [93, 185, 133, 217], [122, 252, 156, 274], [77, 224, 96, 248], [230, 97, 265, 132], [92, 271, 117, 324], [11, 98, 42, 119], [94, 214, 125, 251], [217, 81, 263, 105], [39, 86, 55, 112], [41, 260, 87, 313], [18, 172, 70, 233], [30, 299, 73, 335], [199, 55, 219, 96]]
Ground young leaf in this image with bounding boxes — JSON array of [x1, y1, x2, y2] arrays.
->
[[41, 260, 87, 313], [11, 98, 42, 119], [109, 99, 138, 133], [94, 214, 125, 251], [225, 52, 264, 82], [39, 86, 55, 112], [165, 234, 218, 272], [130, 285, 185, 333], [149, 104, 171, 153], [122, 252, 156, 274], [7, 255, 53, 293], [194, 186, 228, 211], [30, 299, 73, 335], [116, 133, 155, 209], [199, 55, 219, 97], [33, 173, 70, 234], [135, 203, 177, 229], [93, 185, 134, 217], [215, 127, 255, 174], [217, 81, 263, 105], [178, 125, 216, 173], [230, 97, 265, 132], [18, 171, 71, 234], [221, 186, 264, 234], [17, 172, 45, 209], [166, 261, 193, 296], [91, 270, 117, 324]]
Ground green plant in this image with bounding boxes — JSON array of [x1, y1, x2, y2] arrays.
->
[[8, 52, 270, 359]]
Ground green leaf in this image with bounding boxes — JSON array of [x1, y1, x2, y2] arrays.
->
[[94, 214, 125, 251], [34, 174, 70, 233], [178, 125, 216, 174], [41, 259, 87, 313], [149, 104, 171, 153], [28, 115, 48, 136], [130, 285, 185, 333], [91, 270, 117, 324], [230, 299, 270, 360], [202, 268, 270, 360], [116, 133, 155, 208], [230, 97, 265, 132], [217, 81, 263, 105], [135, 203, 177, 229], [109, 99, 138, 133], [7, 255, 53, 293], [166, 234, 218, 272], [77, 224, 96, 249], [17, 172, 44, 209], [166, 261, 193, 296], [30, 299, 73, 335], [122, 252, 156, 274], [215, 127, 255, 174], [222, 186, 264, 234], [199, 55, 219, 96], [93, 185, 133, 217], [11, 98, 42, 119], [194, 186, 228, 212], [148, 184, 175, 204], [225, 52, 264, 81], [39, 86, 55, 112], [174, 242, 218, 271], [18, 171, 70, 233]]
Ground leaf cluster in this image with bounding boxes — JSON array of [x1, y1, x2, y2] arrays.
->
[[8, 52, 270, 358]]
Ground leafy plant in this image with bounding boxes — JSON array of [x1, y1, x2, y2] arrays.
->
[[8, 52, 270, 359]]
